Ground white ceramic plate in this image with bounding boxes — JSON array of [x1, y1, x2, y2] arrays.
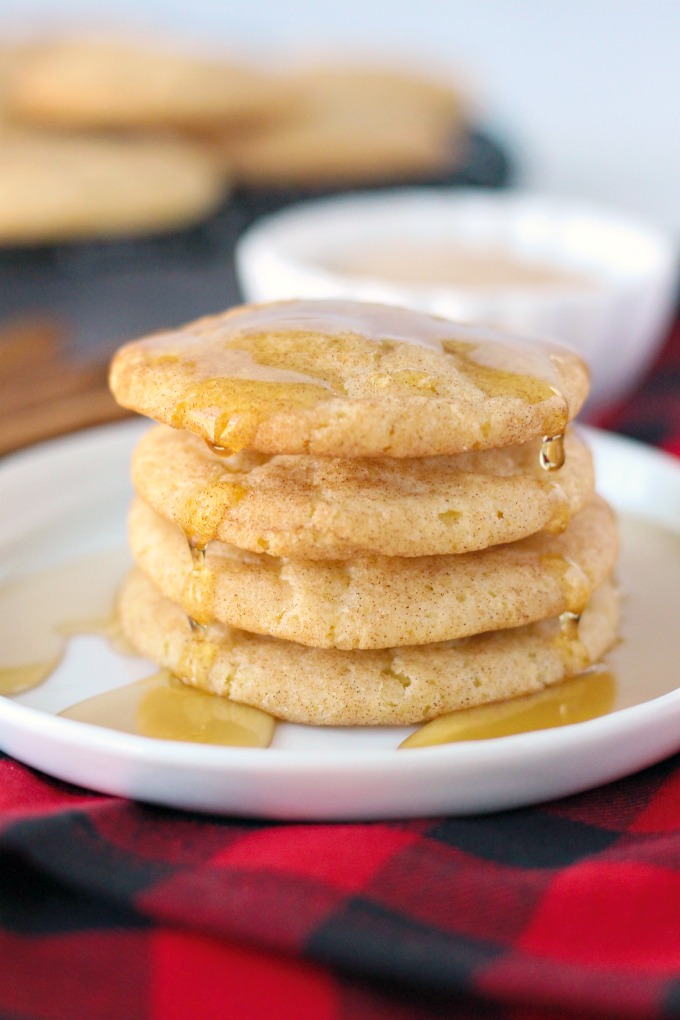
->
[[0, 419, 679, 820]]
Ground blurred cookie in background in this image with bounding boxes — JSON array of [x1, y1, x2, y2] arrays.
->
[[219, 65, 466, 188], [216, 63, 511, 221], [0, 129, 230, 244], [0, 36, 510, 245], [0, 34, 511, 353], [3, 36, 290, 131]]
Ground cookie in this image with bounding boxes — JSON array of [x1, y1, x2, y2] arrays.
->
[[109, 300, 590, 458], [118, 569, 620, 726], [0, 129, 229, 243], [129, 495, 618, 649], [218, 65, 464, 188], [131, 424, 594, 557], [5, 38, 288, 130]]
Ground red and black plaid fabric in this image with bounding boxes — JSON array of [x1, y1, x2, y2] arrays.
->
[[1, 323, 680, 1020], [593, 318, 680, 455]]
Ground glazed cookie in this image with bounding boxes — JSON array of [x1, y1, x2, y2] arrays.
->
[[110, 300, 590, 458], [5, 38, 289, 130], [221, 65, 464, 188], [118, 569, 621, 726], [129, 495, 618, 649], [131, 424, 594, 557], [0, 129, 229, 243]]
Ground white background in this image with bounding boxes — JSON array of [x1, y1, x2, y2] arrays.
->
[[2, 0, 679, 235]]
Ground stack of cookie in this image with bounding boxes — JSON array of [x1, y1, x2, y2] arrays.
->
[[0, 37, 474, 244], [0, 36, 283, 244], [109, 299, 620, 727]]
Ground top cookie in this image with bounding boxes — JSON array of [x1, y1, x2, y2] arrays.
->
[[110, 300, 589, 459], [4, 38, 288, 130]]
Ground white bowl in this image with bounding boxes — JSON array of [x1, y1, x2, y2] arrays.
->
[[236, 189, 678, 411]]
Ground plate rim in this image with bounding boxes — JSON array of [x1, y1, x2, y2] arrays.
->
[[2, 667, 680, 770]]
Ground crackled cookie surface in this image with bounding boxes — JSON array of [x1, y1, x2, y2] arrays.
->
[[132, 424, 595, 557], [110, 300, 590, 458], [129, 495, 618, 649], [119, 569, 620, 726]]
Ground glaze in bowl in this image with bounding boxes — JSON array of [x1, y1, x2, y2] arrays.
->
[[236, 189, 678, 410]]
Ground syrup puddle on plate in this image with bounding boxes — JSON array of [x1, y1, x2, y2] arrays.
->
[[1, 509, 679, 751], [0, 549, 274, 748], [60, 670, 274, 748], [0, 548, 125, 696], [400, 667, 615, 748]]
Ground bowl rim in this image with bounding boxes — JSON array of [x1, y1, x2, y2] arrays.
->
[[236, 187, 678, 303]]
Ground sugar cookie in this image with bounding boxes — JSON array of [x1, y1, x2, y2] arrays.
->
[[0, 130, 228, 243], [131, 424, 594, 557], [118, 569, 620, 726], [110, 300, 590, 457], [129, 495, 618, 649]]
